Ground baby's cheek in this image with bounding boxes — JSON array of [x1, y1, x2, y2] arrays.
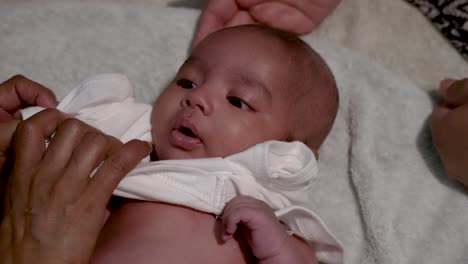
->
[[210, 133, 259, 157], [150, 105, 160, 131]]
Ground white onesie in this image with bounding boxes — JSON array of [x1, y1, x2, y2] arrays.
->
[[22, 74, 344, 264]]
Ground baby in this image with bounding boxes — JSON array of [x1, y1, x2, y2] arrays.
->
[[19, 25, 341, 263]]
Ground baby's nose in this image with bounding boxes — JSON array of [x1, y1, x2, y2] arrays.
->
[[181, 91, 212, 115], [184, 98, 205, 112]]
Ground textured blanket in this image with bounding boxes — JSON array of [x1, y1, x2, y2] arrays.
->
[[1, 1, 467, 263]]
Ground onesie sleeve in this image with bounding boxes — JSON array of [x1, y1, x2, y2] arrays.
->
[[226, 141, 344, 264]]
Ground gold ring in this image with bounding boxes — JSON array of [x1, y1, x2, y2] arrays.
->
[[44, 132, 56, 146]]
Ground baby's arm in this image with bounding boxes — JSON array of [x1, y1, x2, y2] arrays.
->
[[221, 195, 317, 264]]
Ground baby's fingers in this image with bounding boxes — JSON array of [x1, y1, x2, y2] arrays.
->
[[220, 210, 240, 241], [221, 196, 252, 241], [221, 195, 269, 241]]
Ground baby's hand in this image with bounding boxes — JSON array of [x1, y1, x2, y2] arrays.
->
[[221, 195, 305, 263]]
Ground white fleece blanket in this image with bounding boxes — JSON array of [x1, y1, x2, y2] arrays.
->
[[1, 1, 468, 263]]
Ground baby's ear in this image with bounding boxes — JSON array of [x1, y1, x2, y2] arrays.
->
[[286, 134, 319, 159]]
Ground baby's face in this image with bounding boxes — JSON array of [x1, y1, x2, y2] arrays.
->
[[151, 27, 294, 160]]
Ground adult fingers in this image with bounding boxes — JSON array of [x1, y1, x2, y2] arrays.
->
[[430, 103, 468, 185], [249, 2, 315, 34], [0, 109, 14, 123], [3, 109, 67, 242], [193, 0, 238, 47], [0, 75, 57, 113], [36, 118, 100, 180], [9, 109, 68, 214], [0, 120, 20, 163], [13, 109, 68, 171], [28, 119, 107, 210], [0, 120, 20, 211], [224, 10, 256, 28], [439, 78, 468, 106], [86, 139, 152, 210], [430, 105, 451, 149], [238, 0, 315, 14], [53, 132, 123, 204], [238, 0, 341, 32]]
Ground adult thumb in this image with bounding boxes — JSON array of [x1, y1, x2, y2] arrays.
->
[[439, 78, 468, 106]]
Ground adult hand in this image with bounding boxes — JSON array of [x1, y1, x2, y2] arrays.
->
[[0, 75, 58, 226], [193, 0, 341, 46], [0, 109, 152, 264], [0, 75, 57, 123], [431, 78, 468, 187], [0, 120, 20, 222], [0, 121, 20, 169]]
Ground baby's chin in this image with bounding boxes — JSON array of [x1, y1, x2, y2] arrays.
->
[[152, 138, 242, 160], [153, 147, 209, 161]]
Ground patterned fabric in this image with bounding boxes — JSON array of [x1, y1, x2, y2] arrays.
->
[[405, 0, 468, 61]]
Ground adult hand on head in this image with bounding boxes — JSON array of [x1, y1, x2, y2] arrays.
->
[[431, 78, 468, 187], [0, 75, 57, 123], [0, 109, 152, 264], [192, 0, 341, 46]]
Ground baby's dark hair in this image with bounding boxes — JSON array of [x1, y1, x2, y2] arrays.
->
[[240, 25, 339, 154]]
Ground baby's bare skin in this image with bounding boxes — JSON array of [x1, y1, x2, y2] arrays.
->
[[91, 198, 254, 264], [91, 197, 316, 264]]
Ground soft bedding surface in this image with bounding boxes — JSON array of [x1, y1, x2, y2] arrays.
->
[[1, 1, 468, 263]]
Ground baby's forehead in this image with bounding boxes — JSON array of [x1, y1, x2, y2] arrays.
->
[[232, 26, 312, 53], [210, 26, 301, 53], [192, 25, 324, 97]]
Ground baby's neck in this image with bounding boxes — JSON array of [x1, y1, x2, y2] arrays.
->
[[149, 150, 159, 161]]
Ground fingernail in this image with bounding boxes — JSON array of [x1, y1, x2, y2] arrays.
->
[[439, 78, 457, 95]]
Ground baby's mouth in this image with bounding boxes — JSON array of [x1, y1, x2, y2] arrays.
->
[[169, 123, 202, 150], [178, 126, 198, 139]]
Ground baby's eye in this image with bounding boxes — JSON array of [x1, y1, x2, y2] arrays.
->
[[227, 97, 252, 111], [176, 79, 197, 89]]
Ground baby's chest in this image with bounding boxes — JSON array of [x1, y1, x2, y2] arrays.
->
[[91, 200, 252, 264]]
